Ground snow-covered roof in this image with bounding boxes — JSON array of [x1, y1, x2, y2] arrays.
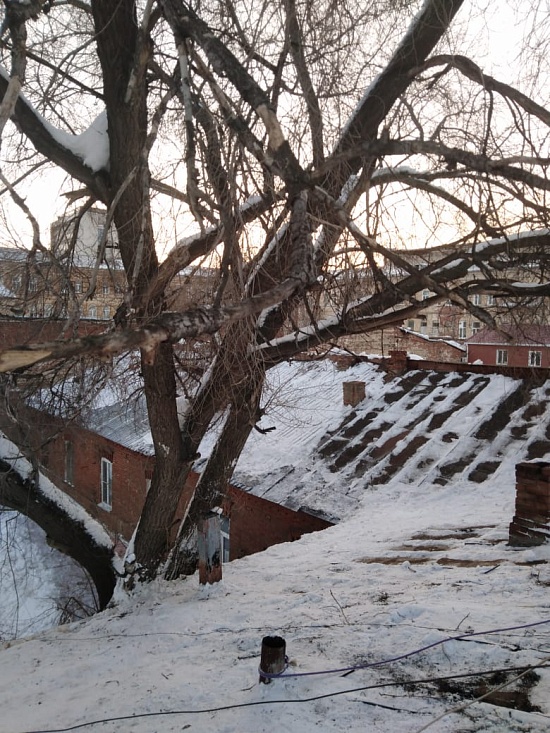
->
[[86, 358, 550, 525], [467, 324, 550, 346]]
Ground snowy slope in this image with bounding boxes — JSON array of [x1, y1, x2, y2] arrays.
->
[[2, 359, 550, 731]]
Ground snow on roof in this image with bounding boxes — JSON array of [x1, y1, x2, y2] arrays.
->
[[86, 357, 550, 525], [467, 324, 550, 346]]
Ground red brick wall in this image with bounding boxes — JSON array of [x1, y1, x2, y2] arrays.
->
[[0, 318, 104, 349], [468, 343, 550, 368], [225, 487, 332, 559], [40, 419, 151, 540], [509, 462, 550, 546]]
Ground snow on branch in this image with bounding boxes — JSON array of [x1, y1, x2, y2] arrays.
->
[[0, 64, 108, 198]]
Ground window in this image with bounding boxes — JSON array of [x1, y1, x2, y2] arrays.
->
[[88, 305, 98, 319], [102, 306, 111, 320], [420, 318, 427, 334], [64, 440, 74, 485], [422, 289, 430, 300], [471, 294, 481, 306], [12, 275, 21, 291], [472, 321, 481, 334], [74, 281, 82, 294], [487, 295, 495, 306], [220, 515, 230, 563], [458, 320, 467, 339], [100, 457, 113, 509], [29, 277, 37, 292], [407, 320, 415, 330], [497, 349, 508, 365], [97, 225, 105, 243], [102, 282, 110, 295], [529, 351, 542, 367], [432, 320, 440, 333]]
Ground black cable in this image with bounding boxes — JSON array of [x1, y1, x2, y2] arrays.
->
[[19, 662, 550, 733]]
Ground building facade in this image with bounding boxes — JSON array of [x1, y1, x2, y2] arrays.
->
[[466, 325, 550, 368]]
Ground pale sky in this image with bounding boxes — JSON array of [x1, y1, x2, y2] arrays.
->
[[0, 1, 543, 257]]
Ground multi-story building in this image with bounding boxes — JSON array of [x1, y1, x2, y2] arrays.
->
[[0, 208, 125, 321]]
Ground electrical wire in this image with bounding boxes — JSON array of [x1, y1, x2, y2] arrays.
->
[[411, 653, 550, 733], [18, 661, 550, 733], [259, 617, 550, 679]]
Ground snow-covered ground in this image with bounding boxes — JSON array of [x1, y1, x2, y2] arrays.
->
[[2, 471, 550, 732], [2, 359, 550, 731], [0, 510, 98, 640]]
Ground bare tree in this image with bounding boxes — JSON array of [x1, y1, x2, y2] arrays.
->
[[1, 0, 550, 584]]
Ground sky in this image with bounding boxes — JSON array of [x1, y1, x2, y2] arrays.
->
[[0, 1, 541, 258], [2, 358, 550, 732]]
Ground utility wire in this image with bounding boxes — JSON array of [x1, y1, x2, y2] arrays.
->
[[411, 653, 550, 733], [260, 617, 550, 679], [19, 662, 550, 733]]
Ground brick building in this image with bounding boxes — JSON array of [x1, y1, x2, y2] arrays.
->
[[2, 402, 331, 563], [466, 325, 550, 368]]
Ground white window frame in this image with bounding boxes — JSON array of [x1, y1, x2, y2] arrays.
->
[[100, 457, 113, 510], [422, 289, 430, 300], [472, 294, 481, 306], [102, 306, 111, 320], [88, 305, 98, 319], [496, 349, 508, 365], [529, 350, 542, 367], [458, 320, 467, 339], [472, 321, 481, 334], [220, 515, 230, 564]]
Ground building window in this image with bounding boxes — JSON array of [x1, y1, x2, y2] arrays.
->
[[487, 295, 495, 306], [472, 294, 481, 306], [432, 320, 440, 334], [420, 317, 427, 334], [472, 321, 481, 334], [64, 440, 74, 485], [422, 289, 430, 300], [88, 305, 98, 319], [29, 277, 38, 292], [102, 306, 111, 320], [220, 515, 230, 563], [407, 320, 415, 330], [497, 349, 508, 365], [97, 225, 105, 243], [458, 320, 467, 339], [100, 457, 113, 509], [74, 281, 82, 294], [102, 282, 110, 295], [529, 351, 542, 367], [12, 275, 21, 291]]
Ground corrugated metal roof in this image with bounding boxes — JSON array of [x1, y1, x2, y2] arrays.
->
[[87, 396, 154, 456]]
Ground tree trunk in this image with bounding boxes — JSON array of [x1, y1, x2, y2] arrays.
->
[[165, 358, 265, 578]]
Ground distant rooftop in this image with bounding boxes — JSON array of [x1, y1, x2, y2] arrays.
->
[[467, 324, 550, 346]]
